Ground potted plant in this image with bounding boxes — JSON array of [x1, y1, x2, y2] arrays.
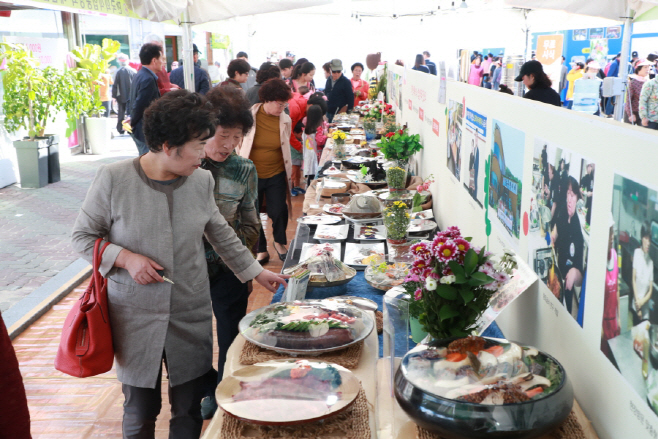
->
[[402, 226, 517, 340], [379, 127, 423, 171], [69, 38, 120, 155], [0, 42, 92, 187], [384, 200, 410, 245], [331, 129, 347, 160]]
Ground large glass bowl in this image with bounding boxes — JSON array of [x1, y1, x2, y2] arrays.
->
[[394, 337, 573, 439], [240, 300, 374, 356]]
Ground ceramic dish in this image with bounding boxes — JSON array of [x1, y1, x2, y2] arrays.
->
[[346, 174, 387, 186], [217, 359, 360, 426], [342, 214, 383, 224], [364, 262, 409, 291], [344, 242, 386, 268], [314, 224, 349, 242], [298, 215, 342, 225], [378, 190, 417, 200], [410, 209, 434, 220], [408, 220, 438, 233], [300, 242, 342, 262], [323, 167, 343, 175], [324, 296, 378, 312], [394, 336, 573, 439], [239, 300, 374, 355], [354, 225, 387, 240], [284, 255, 356, 288], [323, 203, 346, 216], [362, 189, 389, 198]]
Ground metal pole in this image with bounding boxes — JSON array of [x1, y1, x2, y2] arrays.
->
[[614, 5, 634, 122], [181, 9, 195, 92]]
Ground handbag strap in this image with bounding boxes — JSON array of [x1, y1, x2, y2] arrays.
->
[[89, 238, 111, 303]]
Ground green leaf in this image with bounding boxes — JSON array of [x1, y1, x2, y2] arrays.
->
[[28, 90, 35, 100], [469, 272, 494, 287], [464, 249, 478, 275], [439, 305, 460, 322], [436, 284, 458, 300], [448, 260, 465, 277], [459, 288, 474, 304]]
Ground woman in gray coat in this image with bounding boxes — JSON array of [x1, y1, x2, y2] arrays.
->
[[71, 90, 287, 439]]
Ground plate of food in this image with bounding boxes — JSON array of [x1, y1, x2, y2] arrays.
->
[[408, 220, 438, 233], [410, 209, 434, 220], [344, 242, 386, 268], [300, 242, 342, 261], [362, 189, 389, 198], [364, 262, 409, 291], [284, 252, 356, 288], [324, 296, 378, 312], [217, 359, 361, 426], [377, 190, 416, 200], [239, 299, 373, 354], [314, 225, 349, 242], [323, 203, 346, 215], [298, 214, 342, 225], [323, 166, 342, 175], [346, 174, 387, 186], [355, 225, 387, 240]]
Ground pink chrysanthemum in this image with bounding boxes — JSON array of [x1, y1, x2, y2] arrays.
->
[[414, 289, 423, 301], [437, 242, 458, 262], [411, 242, 432, 260], [494, 272, 510, 283], [442, 266, 453, 276], [453, 238, 470, 254], [405, 273, 420, 283]]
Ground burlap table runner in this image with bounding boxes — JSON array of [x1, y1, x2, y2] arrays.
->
[[415, 411, 586, 439], [239, 340, 364, 370], [220, 386, 371, 439]]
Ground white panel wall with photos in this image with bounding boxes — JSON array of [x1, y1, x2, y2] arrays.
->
[[388, 64, 658, 439]]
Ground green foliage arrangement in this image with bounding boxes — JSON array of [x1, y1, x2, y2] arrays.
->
[[384, 200, 410, 240], [386, 166, 406, 190], [378, 127, 423, 162]]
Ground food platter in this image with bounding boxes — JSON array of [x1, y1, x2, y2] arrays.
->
[[354, 225, 387, 240], [364, 262, 409, 291], [216, 359, 361, 425], [408, 220, 438, 233], [377, 190, 416, 200], [314, 224, 349, 242], [284, 253, 357, 288], [344, 242, 386, 268], [300, 242, 342, 261], [324, 296, 378, 312], [346, 174, 387, 186], [323, 166, 343, 175], [394, 336, 573, 439], [298, 214, 342, 225], [410, 209, 434, 220], [323, 203, 346, 216], [239, 300, 374, 355]]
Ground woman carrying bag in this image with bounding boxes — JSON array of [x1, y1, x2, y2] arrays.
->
[[70, 90, 286, 439]]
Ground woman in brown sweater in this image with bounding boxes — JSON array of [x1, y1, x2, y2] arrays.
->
[[239, 79, 293, 263]]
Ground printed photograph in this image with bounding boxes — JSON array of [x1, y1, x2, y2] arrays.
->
[[602, 174, 658, 416], [446, 99, 463, 181], [606, 26, 621, 39], [589, 27, 605, 39], [461, 107, 487, 208], [527, 138, 595, 325], [488, 120, 525, 248], [573, 29, 588, 41]]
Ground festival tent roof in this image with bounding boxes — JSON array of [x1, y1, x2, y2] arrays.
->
[[503, 0, 658, 21]]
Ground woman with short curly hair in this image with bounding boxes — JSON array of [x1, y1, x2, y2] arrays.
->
[[239, 78, 293, 263], [70, 89, 287, 438]]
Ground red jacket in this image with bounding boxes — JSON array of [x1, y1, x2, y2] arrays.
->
[[288, 93, 308, 152]]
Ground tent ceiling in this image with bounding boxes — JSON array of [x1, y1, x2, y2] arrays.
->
[[124, 0, 333, 24], [504, 0, 658, 21]]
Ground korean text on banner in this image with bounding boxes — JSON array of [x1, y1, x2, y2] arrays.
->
[[536, 34, 564, 91]]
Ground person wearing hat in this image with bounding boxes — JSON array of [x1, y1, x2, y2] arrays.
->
[[169, 44, 210, 95], [629, 51, 639, 74], [639, 68, 658, 129], [515, 60, 561, 107], [625, 59, 653, 124], [324, 59, 355, 122]]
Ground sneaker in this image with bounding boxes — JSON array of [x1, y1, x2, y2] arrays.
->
[[200, 396, 218, 420], [291, 188, 299, 196], [293, 187, 306, 195]]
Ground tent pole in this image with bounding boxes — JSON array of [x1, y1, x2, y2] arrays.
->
[[181, 8, 195, 92], [614, 5, 633, 122]]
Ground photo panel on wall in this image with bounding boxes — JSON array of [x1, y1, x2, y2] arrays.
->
[[487, 120, 525, 251], [461, 107, 487, 209], [527, 138, 595, 327], [446, 99, 463, 181], [602, 173, 658, 416]]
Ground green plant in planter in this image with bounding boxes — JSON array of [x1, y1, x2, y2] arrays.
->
[[384, 200, 410, 240], [378, 127, 423, 162], [0, 42, 92, 139], [386, 166, 406, 190], [69, 38, 120, 117]]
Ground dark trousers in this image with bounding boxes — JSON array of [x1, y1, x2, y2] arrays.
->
[[257, 171, 289, 253], [122, 363, 205, 439], [102, 100, 111, 117], [131, 134, 149, 156], [647, 121, 658, 130], [117, 101, 129, 133], [210, 271, 250, 385]]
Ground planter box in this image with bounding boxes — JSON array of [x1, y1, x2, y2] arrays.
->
[[85, 117, 111, 155], [13, 135, 59, 188]]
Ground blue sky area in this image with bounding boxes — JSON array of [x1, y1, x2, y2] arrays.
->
[[493, 119, 525, 180]]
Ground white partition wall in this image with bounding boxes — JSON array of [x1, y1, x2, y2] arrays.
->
[[389, 65, 658, 439]]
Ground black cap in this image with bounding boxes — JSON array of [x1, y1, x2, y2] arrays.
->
[[515, 60, 544, 81], [632, 51, 639, 58], [193, 44, 201, 54]]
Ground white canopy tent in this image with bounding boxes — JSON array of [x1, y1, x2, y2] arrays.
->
[[505, 0, 658, 120], [122, 0, 332, 90]]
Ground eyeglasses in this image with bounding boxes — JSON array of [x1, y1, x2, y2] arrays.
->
[[275, 102, 288, 109]]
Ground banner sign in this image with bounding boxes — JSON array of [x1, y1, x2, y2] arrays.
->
[[211, 34, 230, 50]]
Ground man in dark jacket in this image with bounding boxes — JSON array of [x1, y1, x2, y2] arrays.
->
[[129, 43, 162, 155], [324, 59, 354, 122], [112, 53, 136, 135], [169, 44, 210, 95], [423, 51, 437, 75]]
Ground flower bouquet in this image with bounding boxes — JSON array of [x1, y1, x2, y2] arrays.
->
[[404, 226, 517, 340], [386, 166, 407, 191], [332, 130, 347, 159], [411, 175, 434, 212], [378, 128, 423, 163], [384, 200, 411, 244]]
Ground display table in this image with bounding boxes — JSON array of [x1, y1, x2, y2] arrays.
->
[[375, 358, 601, 439], [201, 320, 379, 439]]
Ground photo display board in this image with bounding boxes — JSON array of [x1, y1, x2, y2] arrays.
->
[[389, 65, 658, 439]]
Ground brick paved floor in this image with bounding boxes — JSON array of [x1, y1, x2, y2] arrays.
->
[[0, 136, 138, 312]]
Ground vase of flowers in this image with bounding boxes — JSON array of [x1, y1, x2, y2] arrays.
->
[[384, 200, 410, 245], [363, 119, 377, 141], [403, 227, 517, 340], [379, 127, 423, 163], [386, 165, 407, 191], [411, 174, 434, 211], [332, 130, 347, 160]]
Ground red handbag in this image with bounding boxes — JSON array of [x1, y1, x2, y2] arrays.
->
[[55, 238, 115, 377]]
